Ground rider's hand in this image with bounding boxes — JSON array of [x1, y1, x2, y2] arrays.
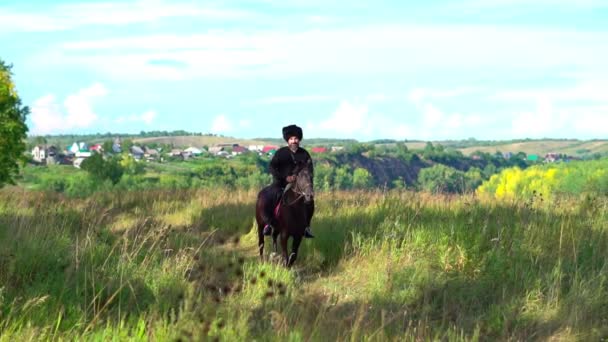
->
[[286, 175, 296, 183]]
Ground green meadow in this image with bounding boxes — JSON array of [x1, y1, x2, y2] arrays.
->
[[1, 188, 607, 341]]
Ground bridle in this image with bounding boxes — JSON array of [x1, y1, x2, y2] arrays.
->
[[285, 172, 311, 206]]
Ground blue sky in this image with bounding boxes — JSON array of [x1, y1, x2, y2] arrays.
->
[[1, 0, 607, 141]]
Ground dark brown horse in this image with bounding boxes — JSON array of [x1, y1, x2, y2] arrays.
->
[[255, 162, 314, 267]]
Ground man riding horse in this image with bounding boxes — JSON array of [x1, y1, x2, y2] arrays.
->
[[261, 124, 315, 239]]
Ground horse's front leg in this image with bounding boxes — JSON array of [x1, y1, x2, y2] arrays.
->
[[258, 226, 265, 261], [280, 233, 289, 267], [288, 235, 302, 268], [272, 232, 279, 254]]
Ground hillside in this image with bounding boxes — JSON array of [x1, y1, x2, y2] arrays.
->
[[331, 154, 427, 186], [456, 140, 608, 156], [30, 133, 607, 158], [133, 135, 269, 147]]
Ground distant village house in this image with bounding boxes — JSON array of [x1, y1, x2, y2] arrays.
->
[[544, 153, 560, 163], [184, 147, 204, 156], [69, 142, 92, 158], [144, 147, 160, 161], [89, 144, 103, 153], [262, 145, 278, 155], [208, 146, 224, 154], [31, 145, 59, 164], [248, 144, 264, 152], [130, 146, 145, 160], [232, 146, 248, 155], [31, 145, 47, 163], [170, 149, 183, 157]]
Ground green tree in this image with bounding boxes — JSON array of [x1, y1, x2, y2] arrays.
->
[[315, 164, 335, 191], [464, 167, 484, 192], [482, 163, 497, 179], [418, 164, 465, 194], [346, 143, 365, 155], [353, 167, 374, 189], [33, 136, 47, 146], [102, 140, 114, 153], [0, 60, 29, 187], [334, 166, 353, 190], [396, 142, 408, 153], [81, 153, 124, 184], [122, 139, 134, 151], [119, 154, 145, 175]]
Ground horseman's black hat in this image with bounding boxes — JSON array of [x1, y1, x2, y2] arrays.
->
[[282, 124, 303, 141]]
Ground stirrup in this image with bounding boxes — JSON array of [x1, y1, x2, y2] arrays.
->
[[304, 226, 314, 238]]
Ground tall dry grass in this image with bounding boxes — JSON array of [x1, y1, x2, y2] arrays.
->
[[0, 187, 607, 341]]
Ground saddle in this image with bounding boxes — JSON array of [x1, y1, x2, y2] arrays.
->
[[273, 183, 293, 219]]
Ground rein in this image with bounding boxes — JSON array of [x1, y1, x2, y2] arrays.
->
[[284, 180, 306, 206], [282, 156, 311, 207], [285, 191, 304, 206]]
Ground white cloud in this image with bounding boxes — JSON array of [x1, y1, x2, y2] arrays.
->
[[238, 119, 251, 128], [318, 101, 370, 135], [211, 114, 232, 133], [511, 97, 559, 137], [417, 104, 485, 139], [255, 95, 333, 104], [64, 83, 108, 128], [0, 12, 65, 32], [510, 98, 608, 138], [405, 83, 608, 139], [407, 86, 491, 139], [370, 116, 416, 140], [402, 81, 608, 139], [307, 15, 335, 24], [309, 101, 415, 140], [42, 25, 608, 81], [421, 103, 444, 128], [115, 110, 157, 125], [140, 110, 157, 124], [484, 81, 608, 138], [492, 81, 608, 103], [408, 87, 478, 105], [30, 95, 65, 135], [30, 83, 108, 135], [0, 1, 250, 33], [570, 106, 608, 136], [365, 93, 391, 102], [458, 0, 608, 10]]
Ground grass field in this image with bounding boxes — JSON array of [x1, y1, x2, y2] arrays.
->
[[1, 188, 607, 341], [457, 140, 608, 156], [358, 139, 607, 156], [133, 136, 269, 148]]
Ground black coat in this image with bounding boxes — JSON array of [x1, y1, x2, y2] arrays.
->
[[269, 146, 313, 187]]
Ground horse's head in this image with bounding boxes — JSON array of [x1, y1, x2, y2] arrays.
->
[[293, 160, 314, 203]]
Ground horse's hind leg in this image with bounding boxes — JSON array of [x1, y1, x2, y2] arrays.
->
[[272, 231, 279, 254], [287, 235, 303, 268], [256, 193, 267, 262], [258, 224, 265, 261], [280, 233, 289, 267]]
